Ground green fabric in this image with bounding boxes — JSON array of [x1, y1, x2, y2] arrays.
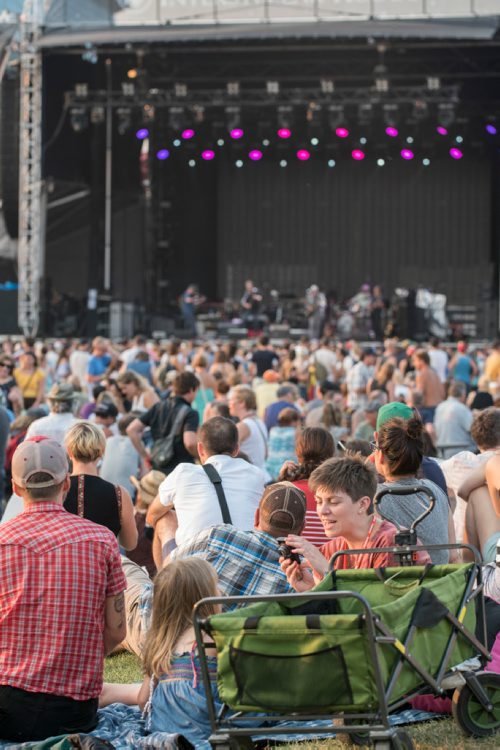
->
[[207, 564, 477, 714]]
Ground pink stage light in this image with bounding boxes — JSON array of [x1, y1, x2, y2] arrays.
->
[[401, 149, 414, 160], [230, 128, 244, 139], [450, 147, 463, 159], [296, 149, 311, 161], [277, 128, 291, 139], [436, 126, 448, 136], [181, 129, 195, 139], [201, 150, 215, 161], [385, 126, 398, 137], [249, 149, 263, 161], [351, 149, 365, 161], [336, 127, 349, 138]]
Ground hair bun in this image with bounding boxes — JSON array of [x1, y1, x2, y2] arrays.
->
[[405, 417, 424, 441]]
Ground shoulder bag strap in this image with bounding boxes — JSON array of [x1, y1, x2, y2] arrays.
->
[[202, 463, 233, 525], [114, 484, 123, 521], [77, 474, 85, 517], [171, 403, 190, 437]]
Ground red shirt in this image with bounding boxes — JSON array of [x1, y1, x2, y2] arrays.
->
[[293, 479, 329, 547], [0, 503, 127, 700], [318, 518, 430, 573]]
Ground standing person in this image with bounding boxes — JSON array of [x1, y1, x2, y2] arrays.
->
[[434, 381, 475, 457], [428, 338, 449, 384], [228, 385, 268, 470], [346, 348, 376, 411], [305, 284, 327, 340], [449, 341, 478, 391], [250, 335, 278, 378], [14, 351, 45, 410], [127, 372, 200, 474], [370, 285, 386, 341], [0, 437, 126, 742], [190, 353, 217, 422], [240, 279, 263, 328], [181, 284, 205, 337], [63, 421, 138, 551], [412, 348, 445, 425], [86, 337, 119, 389], [484, 340, 500, 392], [69, 339, 91, 390]]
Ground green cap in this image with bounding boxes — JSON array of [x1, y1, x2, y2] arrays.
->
[[376, 402, 413, 432]]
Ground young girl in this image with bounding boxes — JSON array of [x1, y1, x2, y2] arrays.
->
[[101, 558, 222, 749]]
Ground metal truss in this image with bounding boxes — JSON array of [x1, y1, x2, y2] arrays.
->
[[18, 0, 43, 336]]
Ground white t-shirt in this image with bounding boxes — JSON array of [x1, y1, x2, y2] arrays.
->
[[69, 350, 90, 388], [240, 416, 268, 470], [26, 412, 78, 446], [429, 348, 448, 383], [439, 449, 493, 542], [159, 454, 267, 546]]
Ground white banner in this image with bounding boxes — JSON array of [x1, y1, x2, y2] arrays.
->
[[114, 0, 500, 26]]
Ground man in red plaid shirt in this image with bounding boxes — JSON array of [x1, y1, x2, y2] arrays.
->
[[0, 437, 127, 742]]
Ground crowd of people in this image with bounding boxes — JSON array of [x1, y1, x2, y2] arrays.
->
[[1, 331, 500, 746]]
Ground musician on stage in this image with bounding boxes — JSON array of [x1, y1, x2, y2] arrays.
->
[[305, 284, 327, 340], [181, 283, 205, 337], [240, 279, 263, 328]]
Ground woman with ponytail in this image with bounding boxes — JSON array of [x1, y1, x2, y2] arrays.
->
[[374, 416, 454, 563]]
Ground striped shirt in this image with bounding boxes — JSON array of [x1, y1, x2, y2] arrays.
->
[[293, 479, 329, 546]]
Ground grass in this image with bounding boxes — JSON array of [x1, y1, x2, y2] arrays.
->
[[104, 653, 499, 748]]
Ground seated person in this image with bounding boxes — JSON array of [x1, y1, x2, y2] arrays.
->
[[459, 452, 500, 563], [281, 455, 430, 592]]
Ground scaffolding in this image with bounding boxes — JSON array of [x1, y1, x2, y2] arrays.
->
[[17, 0, 43, 336]]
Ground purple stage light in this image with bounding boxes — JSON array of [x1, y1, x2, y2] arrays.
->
[[201, 149, 215, 161], [336, 127, 349, 138], [450, 147, 463, 160], [156, 149, 170, 160], [181, 129, 195, 139], [486, 124, 497, 135], [136, 128, 149, 140], [385, 126, 398, 137], [230, 128, 244, 139], [277, 128, 291, 139], [351, 149, 365, 161], [249, 149, 263, 161], [296, 149, 311, 161], [436, 126, 448, 136], [401, 149, 414, 160]]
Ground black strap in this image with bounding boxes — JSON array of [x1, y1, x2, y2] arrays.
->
[[202, 464, 233, 524]]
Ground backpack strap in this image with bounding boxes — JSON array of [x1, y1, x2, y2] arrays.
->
[[202, 463, 232, 524]]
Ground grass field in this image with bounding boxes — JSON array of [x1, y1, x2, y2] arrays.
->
[[104, 652, 499, 749]]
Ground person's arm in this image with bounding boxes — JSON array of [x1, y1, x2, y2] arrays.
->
[[126, 418, 148, 460], [236, 420, 250, 442], [447, 506, 460, 563], [280, 557, 316, 592], [103, 591, 127, 655], [285, 534, 330, 577], [183, 430, 199, 458], [485, 455, 500, 516], [146, 493, 173, 527], [138, 675, 151, 713], [457, 462, 487, 501], [143, 389, 160, 409], [118, 487, 139, 551]]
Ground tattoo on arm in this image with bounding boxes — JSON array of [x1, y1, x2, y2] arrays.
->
[[114, 593, 125, 614]]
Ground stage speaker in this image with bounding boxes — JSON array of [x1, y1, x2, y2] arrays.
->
[[1, 73, 20, 239], [0, 290, 20, 334]]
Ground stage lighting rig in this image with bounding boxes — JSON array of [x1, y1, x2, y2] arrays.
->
[[169, 106, 185, 131], [277, 105, 293, 130], [174, 83, 188, 98], [320, 79, 334, 95], [327, 104, 345, 131], [438, 102, 456, 128], [121, 82, 135, 97], [383, 103, 399, 127], [227, 82, 240, 96], [117, 107, 132, 135], [74, 83, 88, 98], [427, 76, 441, 91], [90, 106, 105, 125], [69, 107, 88, 132], [266, 81, 280, 95], [225, 105, 242, 132]]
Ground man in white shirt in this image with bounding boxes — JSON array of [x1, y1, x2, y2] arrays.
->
[[146, 416, 267, 566], [26, 383, 78, 445], [429, 337, 448, 384], [69, 339, 90, 390]]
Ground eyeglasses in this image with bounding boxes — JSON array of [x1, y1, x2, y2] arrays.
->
[[370, 441, 379, 452]]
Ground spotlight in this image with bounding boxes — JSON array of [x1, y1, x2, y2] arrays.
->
[[327, 104, 344, 131], [235, 160, 243, 168], [423, 158, 431, 166], [249, 149, 263, 161], [450, 148, 463, 160], [70, 107, 88, 132], [117, 108, 132, 135], [328, 159, 336, 168], [127, 68, 138, 79], [181, 129, 195, 139], [436, 126, 448, 136], [230, 128, 244, 140], [262, 139, 270, 147], [280, 160, 287, 168], [226, 81, 240, 96], [297, 149, 311, 161], [401, 149, 414, 160], [352, 150, 365, 161], [188, 159, 196, 167], [201, 150, 215, 161], [156, 149, 170, 160], [135, 128, 149, 140], [90, 106, 105, 124], [406, 137, 414, 144], [359, 137, 367, 145], [486, 124, 497, 135], [173, 139, 181, 147], [217, 139, 225, 146], [385, 126, 398, 137], [377, 158, 385, 166], [437, 102, 455, 128], [336, 127, 349, 138], [455, 136, 463, 144], [277, 128, 291, 139], [174, 83, 188, 97], [311, 137, 319, 146]]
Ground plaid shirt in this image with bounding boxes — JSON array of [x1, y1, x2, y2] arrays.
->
[[139, 525, 291, 633], [0, 503, 126, 700]]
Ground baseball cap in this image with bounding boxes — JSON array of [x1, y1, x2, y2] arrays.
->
[[12, 437, 69, 489], [376, 401, 413, 431], [95, 402, 118, 418], [47, 382, 75, 401], [259, 481, 306, 533], [130, 470, 166, 506], [365, 400, 383, 414]]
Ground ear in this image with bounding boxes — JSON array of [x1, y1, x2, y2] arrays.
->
[[231, 443, 240, 458], [12, 480, 24, 497], [373, 430, 379, 442], [358, 495, 372, 514], [254, 507, 260, 529]]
